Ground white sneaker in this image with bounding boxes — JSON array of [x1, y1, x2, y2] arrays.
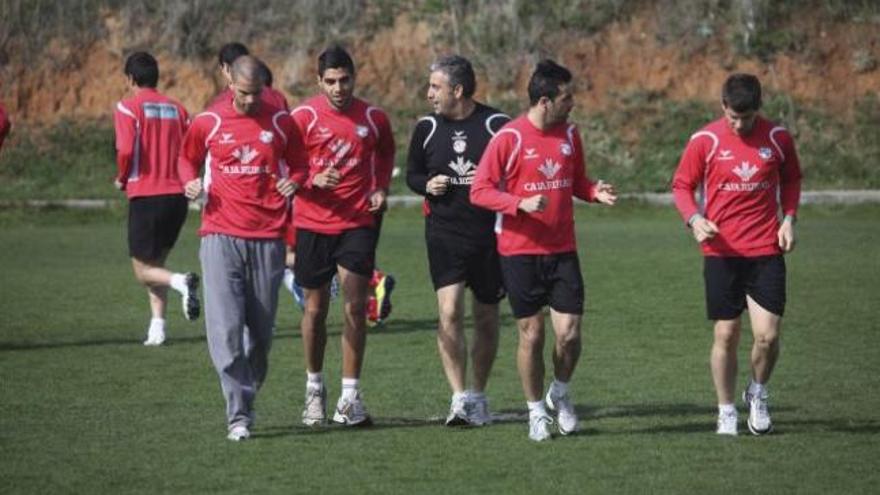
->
[[182, 272, 201, 321], [445, 394, 471, 427], [528, 412, 554, 442], [545, 389, 579, 435], [744, 387, 773, 435], [716, 410, 738, 436], [227, 424, 250, 441], [468, 395, 492, 426], [143, 325, 166, 346], [333, 392, 372, 426], [302, 386, 327, 426]]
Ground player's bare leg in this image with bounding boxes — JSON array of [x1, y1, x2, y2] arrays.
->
[[743, 295, 780, 434], [548, 309, 582, 382], [711, 318, 741, 404], [746, 295, 781, 384], [338, 265, 369, 379], [301, 283, 331, 373], [516, 314, 546, 402], [471, 296, 499, 393], [436, 283, 467, 394]]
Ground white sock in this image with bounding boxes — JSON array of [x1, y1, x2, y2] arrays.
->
[[306, 371, 323, 390], [452, 391, 468, 403], [550, 379, 569, 397], [283, 268, 295, 294], [341, 378, 359, 400], [718, 403, 736, 416], [527, 400, 547, 416], [149, 317, 165, 330], [169, 273, 187, 294], [749, 380, 766, 398]]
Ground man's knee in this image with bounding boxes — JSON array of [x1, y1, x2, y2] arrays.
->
[[713, 320, 741, 348]]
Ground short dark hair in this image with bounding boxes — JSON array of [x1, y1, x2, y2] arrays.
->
[[527, 59, 572, 106], [124, 51, 159, 88], [318, 45, 355, 77], [430, 55, 476, 98], [218, 42, 249, 67], [256, 60, 274, 87], [722, 73, 762, 112]]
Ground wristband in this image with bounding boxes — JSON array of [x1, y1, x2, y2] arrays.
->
[[687, 213, 703, 227], [783, 214, 796, 224]]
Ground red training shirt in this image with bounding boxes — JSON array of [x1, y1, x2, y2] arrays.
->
[[290, 95, 395, 234], [672, 116, 802, 257], [0, 103, 10, 151], [178, 97, 308, 239], [470, 115, 598, 256], [114, 88, 189, 198]]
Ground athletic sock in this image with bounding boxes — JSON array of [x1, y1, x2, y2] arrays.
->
[[718, 403, 736, 416], [149, 317, 165, 330], [452, 391, 468, 403], [341, 378, 359, 400], [282, 268, 295, 294], [527, 400, 547, 416], [748, 380, 766, 398], [169, 273, 188, 294], [469, 390, 485, 401], [306, 371, 323, 391], [550, 379, 569, 397]]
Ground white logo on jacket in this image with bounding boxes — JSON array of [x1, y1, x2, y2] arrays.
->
[[448, 156, 475, 177], [259, 130, 274, 144], [718, 149, 734, 160], [524, 148, 538, 160], [560, 143, 572, 156], [232, 145, 259, 165], [538, 159, 561, 179], [452, 130, 468, 154], [356, 125, 369, 138], [220, 133, 235, 144], [732, 161, 758, 182]]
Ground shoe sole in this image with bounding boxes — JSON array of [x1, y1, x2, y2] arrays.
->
[[302, 417, 327, 426], [444, 414, 471, 427], [332, 413, 373, 427], [747, 418, 773, 436], [183, 273, 201, 321]]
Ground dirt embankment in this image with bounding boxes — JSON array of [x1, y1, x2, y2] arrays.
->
[[2, 10, 877, 125]]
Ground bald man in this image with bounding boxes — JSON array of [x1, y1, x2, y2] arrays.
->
[[178, 56, 308, 441]]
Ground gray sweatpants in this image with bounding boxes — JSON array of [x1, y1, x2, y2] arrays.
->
[[199, 234, 285, 429]]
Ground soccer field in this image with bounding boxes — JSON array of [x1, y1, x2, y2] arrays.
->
[[1, 204, 878, 494]]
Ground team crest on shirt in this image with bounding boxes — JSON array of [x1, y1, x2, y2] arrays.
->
[[356, 125, 369, 138], [452, 131, 468, 154], [259, 130, 274, 144], [560, 143, 572, 156], [758, 147, 773, 160]]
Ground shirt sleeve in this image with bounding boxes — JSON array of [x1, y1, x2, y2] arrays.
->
[[470, 133, 521, 216], [371, 109, 395, 191], [281, 115, 309, 186], [113, 101, 138, 186], [405, 119, 432, 196], [177, 115, 210, 184], [671, 134, 711, 224], [775, 129, 802, 217], [569, 126, 596, 202]]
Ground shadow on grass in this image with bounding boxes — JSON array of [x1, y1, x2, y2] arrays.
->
[[0, 318, 436, 352]]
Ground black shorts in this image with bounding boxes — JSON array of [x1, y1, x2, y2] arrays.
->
[[426, 231, 505, 304], [128, 194, 188, 261], [294, 227, 377, 289], [500, 252, 584, 319], [704, 255, 786, 320]]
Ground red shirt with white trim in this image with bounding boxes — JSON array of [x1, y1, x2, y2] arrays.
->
[[470, 115, 598, 256], [672, 115, 802, 257], [114, 88, 189, 198], [178, 98, 308, 239], [290, 95, 395, 234]]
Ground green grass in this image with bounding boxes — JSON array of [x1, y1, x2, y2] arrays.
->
[[1, 204, 879, 494]]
